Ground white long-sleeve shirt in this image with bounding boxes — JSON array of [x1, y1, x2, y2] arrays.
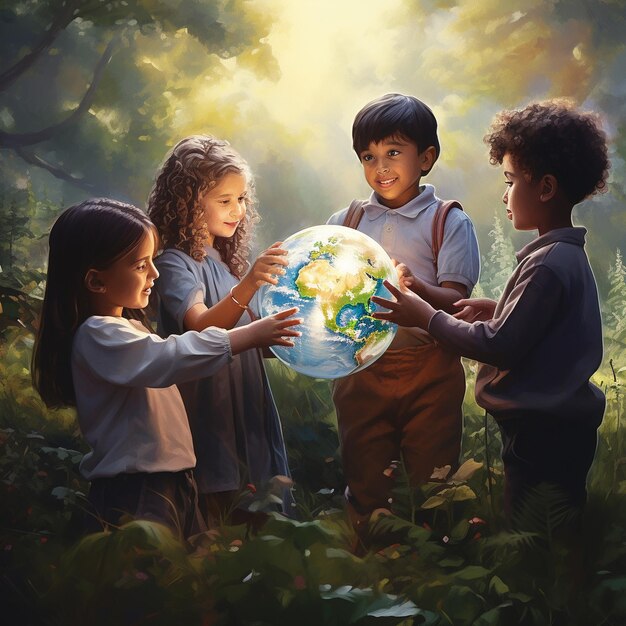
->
[[71, 316, 232, 480]]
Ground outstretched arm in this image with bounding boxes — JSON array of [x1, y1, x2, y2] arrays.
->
[[453, 298, 498, 322], [184, 243, 288, 331], [228, 307, 302, 354], [374, 265, 563, 370], [394, 262, 467, 314], [372, 280, 437, 329]]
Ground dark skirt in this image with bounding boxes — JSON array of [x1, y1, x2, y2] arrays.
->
[[84, 469, 207, 539]]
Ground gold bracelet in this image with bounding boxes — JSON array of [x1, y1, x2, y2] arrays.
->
[[229, 286, 249, 310]]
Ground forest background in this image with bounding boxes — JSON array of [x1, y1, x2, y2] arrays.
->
[[1, 1, 625, 625]]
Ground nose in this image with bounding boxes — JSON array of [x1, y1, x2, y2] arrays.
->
[[376, 159, 390, 173], [149, 260, 159, 281], [231, 199, 246, 218], [502, 188, 509, 204]]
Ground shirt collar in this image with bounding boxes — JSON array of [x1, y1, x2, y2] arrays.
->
[[363, 184, 439, 221], [516, 226, 587, 263], [204, 245, 221, 261]]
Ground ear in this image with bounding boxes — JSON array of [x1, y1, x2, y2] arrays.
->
[[84, 269, 106, 294], [539, 174, 558, 202], [420, 146, 437, 174]]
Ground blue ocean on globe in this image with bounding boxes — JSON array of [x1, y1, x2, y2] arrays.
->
[[260, 225, 398, 379]]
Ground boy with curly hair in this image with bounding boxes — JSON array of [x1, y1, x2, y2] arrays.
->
[[373, 100, 610, 525]]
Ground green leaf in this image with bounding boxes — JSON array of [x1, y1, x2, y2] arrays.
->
[[449, 459, 483, 483], [451, 485, 477, 502], [421, 495, 447, 509], [454, 565, 492, 581], [489, 575, 510, 596]]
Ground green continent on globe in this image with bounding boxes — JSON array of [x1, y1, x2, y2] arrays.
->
[[294, 236, 390, 357]]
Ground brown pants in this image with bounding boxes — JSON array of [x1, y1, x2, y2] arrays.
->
[[333, 343, 465, 528]]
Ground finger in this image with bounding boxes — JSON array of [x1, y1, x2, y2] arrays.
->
[[453, 306, 474, 319], [275, 338, 295, 347], [381, 280, 403, 299], [453, 299, 470, 307], [371, 311, 394, 321], [263, 247, 289, 257], [269, 241, 284, 249], [273, 307, 299, 319], [278, 319, 303, 330], [371, 295, 398, 310], [277, 327, 302, 337]]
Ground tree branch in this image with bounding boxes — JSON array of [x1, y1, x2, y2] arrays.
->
[[0, 35, 119, 149], [15, 147, 95, 191], [0, 1, 79, 93]]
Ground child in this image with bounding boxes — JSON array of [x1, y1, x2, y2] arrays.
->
[[31, 198, 301, 538], [148, 135, 293, 523], [372, 100, 610, 525], [326, 93, 480, 534]]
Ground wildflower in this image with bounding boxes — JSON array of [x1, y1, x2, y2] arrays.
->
[[469, 516, 487, 525], [294, 575, 306, 590], [246, 483, 257, 493], [135, 571, 149, 581], [442, 535, 449, 544]]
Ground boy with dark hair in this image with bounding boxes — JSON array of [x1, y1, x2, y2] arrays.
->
[[327, 93, 480, 537], [372, 99, 610, 524]]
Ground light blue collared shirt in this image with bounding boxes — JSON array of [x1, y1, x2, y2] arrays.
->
[[327, 184, 480, 293]]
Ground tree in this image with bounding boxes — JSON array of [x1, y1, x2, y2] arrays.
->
[[0, 0, 277, 200], [606, 248, 626, 348], [479, 212, 516, 300]]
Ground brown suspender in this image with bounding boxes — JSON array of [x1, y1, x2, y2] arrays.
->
[[342, 199, 366, 230], [430, 200, 463, 274], [341, 198, 464, 275]]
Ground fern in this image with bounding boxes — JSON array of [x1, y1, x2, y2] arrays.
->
[[510, 483, 582, 544]]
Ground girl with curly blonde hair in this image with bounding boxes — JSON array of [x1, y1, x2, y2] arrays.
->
[[148, 135, 295, 524]]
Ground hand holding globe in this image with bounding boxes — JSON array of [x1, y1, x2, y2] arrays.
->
[[260, 225, 399, 379]]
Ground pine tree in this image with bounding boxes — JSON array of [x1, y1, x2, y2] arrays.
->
[[606, 248, 626, 343], [480, 212, 516, 299]]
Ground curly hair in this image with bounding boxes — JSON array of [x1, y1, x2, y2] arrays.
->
[[484, 99, 610, 205], [147, 135, 259, 278]]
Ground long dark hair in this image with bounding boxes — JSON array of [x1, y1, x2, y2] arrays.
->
[[31, 198, 155, 408], [147, 135, 259, 278]]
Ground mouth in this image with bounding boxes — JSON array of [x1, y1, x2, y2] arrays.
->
[[224, 221, 240, 228], [376, 177, 397, 188], [143, 284, 154, 295], [505, 209, 513, 220]]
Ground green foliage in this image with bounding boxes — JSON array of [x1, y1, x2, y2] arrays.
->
[[0, 0, 277, 201], [1, 173, 626, 625], [605, 248, 626, 353], [477, 212, 516, 300]]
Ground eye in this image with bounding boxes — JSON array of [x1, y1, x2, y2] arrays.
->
[[388, 150, 400, 157], [504, 180, 513, 187], [361, 154, 373, 162], [137, 263, 147, 271]]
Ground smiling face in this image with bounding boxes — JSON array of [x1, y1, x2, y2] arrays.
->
[[198, 172, 248, 246], [359, 135, 435, 209], [87, 229, 159, 317]]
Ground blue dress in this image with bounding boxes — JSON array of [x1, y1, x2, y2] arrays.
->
[[154, 247, 291, 495]]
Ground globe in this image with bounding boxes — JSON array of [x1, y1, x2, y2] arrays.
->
[[260, 224, 398, 379]]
